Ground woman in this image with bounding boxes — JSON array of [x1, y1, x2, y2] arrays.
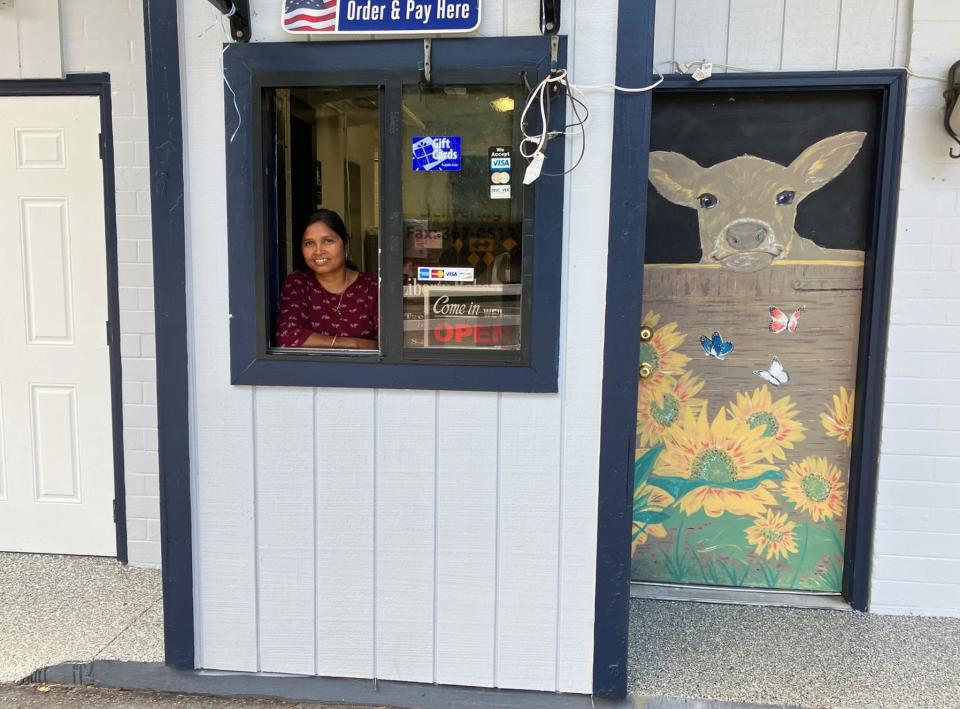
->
[[274, 209, 378, 349]]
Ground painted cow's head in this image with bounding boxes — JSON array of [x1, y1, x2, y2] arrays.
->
[[647, 131, 866, 272]]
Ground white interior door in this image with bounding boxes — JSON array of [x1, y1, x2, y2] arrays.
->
[[0, 95, 116, 556]]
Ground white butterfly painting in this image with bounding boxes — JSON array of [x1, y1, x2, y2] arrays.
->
[[753, 357, 789, 386]]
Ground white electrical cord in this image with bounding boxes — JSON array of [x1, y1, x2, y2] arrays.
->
[[660, 58, 947, 83], [518, 69, 572, 160], [198, 5, 242, 143], [518, 68, 663, 180]]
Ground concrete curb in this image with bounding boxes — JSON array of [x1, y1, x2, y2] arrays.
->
[[21, 661, 797, 709]]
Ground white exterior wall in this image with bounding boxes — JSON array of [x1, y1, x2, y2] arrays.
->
[[654, 0, 960, 617], [0, 1, 160, 566], [183, 0, 617, 692], [872, 0, 960, 617], [60, 1, 160, 568]]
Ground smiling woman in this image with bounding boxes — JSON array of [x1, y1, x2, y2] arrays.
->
[[274, 209, 379, 350]]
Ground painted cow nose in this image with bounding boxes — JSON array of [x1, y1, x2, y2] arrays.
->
[[725, 222, 768, 251]]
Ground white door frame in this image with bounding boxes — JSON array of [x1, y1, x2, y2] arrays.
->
[[0, 74, 128, 562]]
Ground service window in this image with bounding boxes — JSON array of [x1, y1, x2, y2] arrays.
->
[[226, 37, 565, 391]]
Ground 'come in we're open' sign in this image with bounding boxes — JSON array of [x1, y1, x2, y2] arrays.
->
[[282, 0, 481, 34]]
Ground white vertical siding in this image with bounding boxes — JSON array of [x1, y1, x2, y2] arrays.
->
[[495, 394, 562, 689], [375, 390, 436, 682], [672, 0, 730, 69], [837, 0, 901, 69], [254, 388, 315, 674], [184, 0, 618, 692], [726, 0, 784, 70], [315, 389, 375, 678], [655, 0, 910, 71], [781, 0, 842, 70], [183, 0, 258, 672], [435, 391, 498, 687], [556, 0, 618, 691]]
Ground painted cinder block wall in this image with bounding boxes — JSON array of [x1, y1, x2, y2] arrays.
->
[[60, 1, 160, 567], [653, 0, 960, 617], [182, 0, 616, 692], [872, 0, 960, 617]]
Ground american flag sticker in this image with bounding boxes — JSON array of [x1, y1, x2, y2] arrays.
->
[[282, 0, 338, 33]]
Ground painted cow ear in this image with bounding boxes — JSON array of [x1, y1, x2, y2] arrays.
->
[[648, 150, 705, 207], [790, 131, 866, 192]]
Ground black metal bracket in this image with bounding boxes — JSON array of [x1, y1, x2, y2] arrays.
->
[[945, 60, 960, 159], [204, 0, 252, 42], [541, 0, 560, 34]]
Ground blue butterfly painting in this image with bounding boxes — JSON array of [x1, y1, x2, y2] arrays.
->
[[700, 331, 734, 360]]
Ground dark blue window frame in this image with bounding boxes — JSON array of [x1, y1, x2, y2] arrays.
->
[[224, 36, 566, 392]]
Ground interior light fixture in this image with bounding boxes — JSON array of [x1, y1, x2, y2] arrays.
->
[[490, 97, 515, 113]]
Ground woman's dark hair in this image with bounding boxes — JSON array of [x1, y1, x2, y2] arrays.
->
[[304, 208, 349, 246], [303, 208, 359, 271]]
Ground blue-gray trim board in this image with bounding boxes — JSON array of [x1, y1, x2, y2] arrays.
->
[[593, 0, 656, 698], [142, 0, 194, 668]]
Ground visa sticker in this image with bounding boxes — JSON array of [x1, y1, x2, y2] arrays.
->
[[418, 266, 475, 282], [489, 146, 511, 171]]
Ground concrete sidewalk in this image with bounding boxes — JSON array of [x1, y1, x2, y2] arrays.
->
[[5, 553, 960, 708], [629, 598, 960, 708], [0, 553, 163, 684]]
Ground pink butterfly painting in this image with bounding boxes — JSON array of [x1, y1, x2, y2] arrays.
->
[[769, 305, 806, 334]]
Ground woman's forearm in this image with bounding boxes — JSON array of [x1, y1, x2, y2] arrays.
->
[[302, 332, 337, 348], [301, 333, 378, 350]]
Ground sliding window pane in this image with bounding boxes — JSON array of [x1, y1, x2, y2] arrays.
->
[[401, 84, 525, 352]]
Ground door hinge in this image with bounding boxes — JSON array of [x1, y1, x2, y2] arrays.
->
[[98, 133, 105, 160], [106, 320, 112, 346], [113, 499, 118, 523]]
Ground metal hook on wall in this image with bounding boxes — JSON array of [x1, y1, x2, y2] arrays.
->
[[945, 60, 960, 159], [419, 39, 432, 85]]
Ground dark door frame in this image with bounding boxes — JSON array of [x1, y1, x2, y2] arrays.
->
[[596, 69, 906, 690], [0, 73, 129, 563]]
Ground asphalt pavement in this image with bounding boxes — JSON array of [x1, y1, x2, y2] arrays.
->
[[0, 684, 375, 708]]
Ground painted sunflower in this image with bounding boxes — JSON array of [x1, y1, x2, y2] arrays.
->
[[631, 483, 674, 555], [745, 510, 799, 561], [636, 371, 706, 448], [638, 311, 691, 390], [656, 408, 780, 518], [821, 386, 854, 447], [781, 456, 846, 522], [727, 386, 806, 462]]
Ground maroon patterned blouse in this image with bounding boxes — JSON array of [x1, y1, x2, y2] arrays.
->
[[274, 270, 379, 348]]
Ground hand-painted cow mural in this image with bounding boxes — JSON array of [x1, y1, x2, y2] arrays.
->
[[633, 92, 877, 595], [647, 131, 866, 272]]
